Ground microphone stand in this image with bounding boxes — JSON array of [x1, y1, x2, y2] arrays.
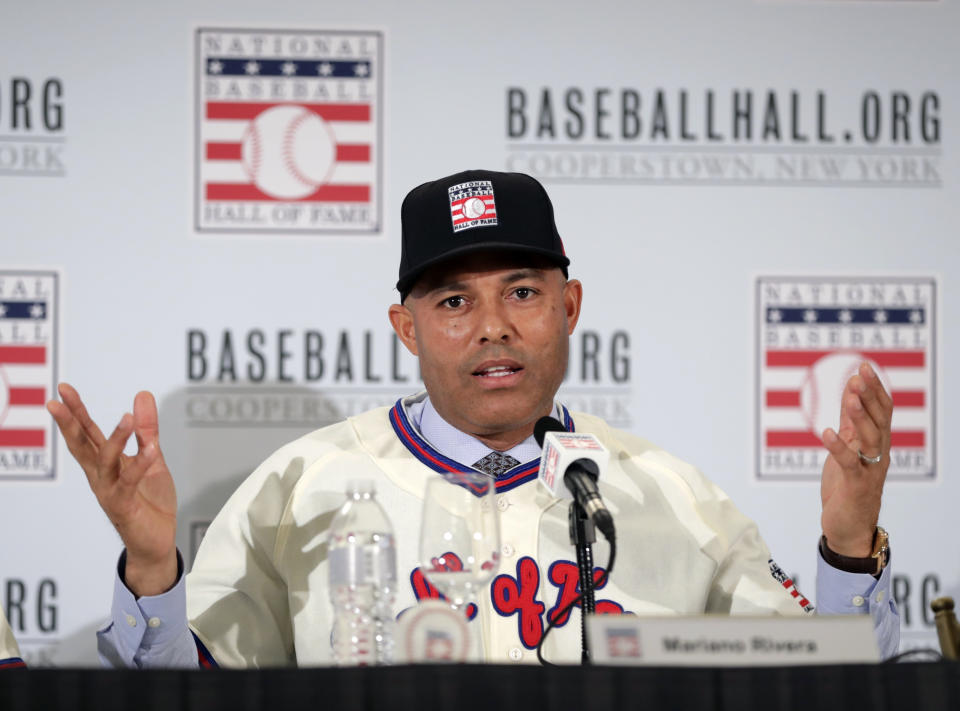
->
[[568, 500, 597, 665]]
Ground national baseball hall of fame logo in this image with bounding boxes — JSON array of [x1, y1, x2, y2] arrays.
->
[[0, 271, 58, 481], [195, 29, 382, 233], [756, 277, 935, 481]]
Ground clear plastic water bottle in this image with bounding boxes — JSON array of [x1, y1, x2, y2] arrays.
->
[[328, 479, 397, 665]]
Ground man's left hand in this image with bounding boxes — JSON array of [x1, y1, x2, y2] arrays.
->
[[820, 362, 893, 557]]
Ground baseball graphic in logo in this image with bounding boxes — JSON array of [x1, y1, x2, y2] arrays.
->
[[462, 197, 487, 220], [799, 351, 893, 439], [241, 105, 336, 200]]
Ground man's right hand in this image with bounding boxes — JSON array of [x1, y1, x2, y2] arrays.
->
[[47, 384, 178, 597]]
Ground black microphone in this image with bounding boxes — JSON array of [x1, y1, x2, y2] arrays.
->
[[534, 416, 616, 541]]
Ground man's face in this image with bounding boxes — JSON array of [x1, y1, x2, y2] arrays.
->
[[389, 252, 582, 447]]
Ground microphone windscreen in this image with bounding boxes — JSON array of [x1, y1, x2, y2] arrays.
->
[[534, 416, 565, 447]]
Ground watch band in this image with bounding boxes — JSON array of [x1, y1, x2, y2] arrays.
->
[[819, 527, 890, 576]]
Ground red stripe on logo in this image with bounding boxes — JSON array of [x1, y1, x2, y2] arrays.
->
[[9, 387, 45, 405], [205, 142, 243, 160], [766, 390, 801, 407], [449, 196, 493, 208], [205, 102, 370, 121], [452, 211, 497, 225], [205, 184, 370, 202], [765, 389, 926, 408], [0, 346, 46, 364], [0, 429, 45, 447], [335, 144, 370, 162], [765, 390, 927, 407], [766, 430, 925, 448], [891, 431, 925, 447], [766, 350, 925, 368], [891, 390, 925, 407]]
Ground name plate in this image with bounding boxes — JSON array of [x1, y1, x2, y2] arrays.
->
[[587, 615, 879, 666]]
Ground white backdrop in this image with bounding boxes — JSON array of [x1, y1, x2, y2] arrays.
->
[[0, 0, 956, 665]]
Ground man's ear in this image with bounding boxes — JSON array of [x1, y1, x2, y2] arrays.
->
[[563, 278, 583, 335], [388, 303, 419, 356]]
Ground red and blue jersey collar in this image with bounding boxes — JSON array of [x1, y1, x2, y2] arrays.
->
[[388, 399, 575, 493]]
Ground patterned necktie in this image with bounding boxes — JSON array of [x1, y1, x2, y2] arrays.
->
[[472, 451, 521, 477]]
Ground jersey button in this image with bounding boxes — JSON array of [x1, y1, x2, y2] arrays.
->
[[508, 647, 523, 661], [497, 496, 510, 512], [501, 544, 515, 557]]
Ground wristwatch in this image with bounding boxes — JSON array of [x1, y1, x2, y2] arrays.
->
[[819, 527, 890, 576]]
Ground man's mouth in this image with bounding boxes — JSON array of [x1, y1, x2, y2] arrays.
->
[[472, 361, 524, 379]]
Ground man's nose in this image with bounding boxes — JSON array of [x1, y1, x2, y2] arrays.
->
[[476, 299, 512, 343]]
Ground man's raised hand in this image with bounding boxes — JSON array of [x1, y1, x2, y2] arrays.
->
[[820, 362, 893, 558], [47, 384, 178, 597]]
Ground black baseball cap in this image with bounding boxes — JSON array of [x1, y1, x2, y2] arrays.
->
[[397, 169, 570, 298]]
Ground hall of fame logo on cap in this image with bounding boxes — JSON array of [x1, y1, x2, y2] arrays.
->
[[195, 28, 382, 233], [448, 180, 498, 233], [756, 276, 936, 481], [0, 271, 58, 481]]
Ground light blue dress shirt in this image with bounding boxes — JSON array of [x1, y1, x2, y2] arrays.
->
[[97, 397, 900, 667]]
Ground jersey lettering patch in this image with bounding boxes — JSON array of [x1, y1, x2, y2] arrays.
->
[[545, 560, 624, 626], [492, 556, 626, 650], [406, 556, 630, 650]]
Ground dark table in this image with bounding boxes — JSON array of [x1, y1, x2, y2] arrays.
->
[[2, 662, 959, 711]]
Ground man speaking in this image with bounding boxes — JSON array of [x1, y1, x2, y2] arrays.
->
[[47, 170, 898, 666]]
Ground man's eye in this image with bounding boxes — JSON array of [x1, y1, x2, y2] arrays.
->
[[442, 296, 465, 308], [513, 287, 535, 299]]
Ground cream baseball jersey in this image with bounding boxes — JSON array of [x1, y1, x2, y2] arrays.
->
[[186, 392, 811, 666]]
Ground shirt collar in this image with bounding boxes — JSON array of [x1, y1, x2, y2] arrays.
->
[[411, 395, 556, 466]]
